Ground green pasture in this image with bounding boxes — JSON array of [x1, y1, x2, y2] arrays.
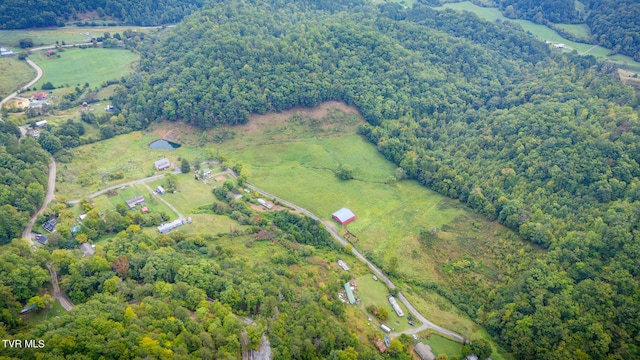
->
[[218, 130, 503, 282], [552, 23, 591, 42], [0, 26, 157, 48], [423, 334, 464, 359], [57, 130, 206, 199], [356, 275, 412, 333], [29, 48, 139, 90], [0, 56, 35, 97], [24, 300, 65, 325], [92, 184, 175, 217], [147, 173, 219, 214], [434, 1, 640, 72]]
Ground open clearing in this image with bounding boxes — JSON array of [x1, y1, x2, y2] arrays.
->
[[29, 48, 139, 90], [0, 26, 161, 49], [423, 334, 464, 359], [434, 1, 640, 73], [0, 57, 36, 97], [356, 275, 413, 333]]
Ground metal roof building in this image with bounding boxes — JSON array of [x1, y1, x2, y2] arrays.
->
[[389, 296, 405, 317], [414, 343, 436, 360], [332, 208, 355, 225], [154, 158, 171, 171], [344, 282, 356, 304]]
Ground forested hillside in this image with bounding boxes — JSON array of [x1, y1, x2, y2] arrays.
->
[[106, 1, 640, 358], [0, 0, 204, 29], [0, 122, 50, 244], [584, 0, 640, 60]]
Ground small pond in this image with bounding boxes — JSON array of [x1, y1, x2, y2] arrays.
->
[[149, 139, 181, 150]]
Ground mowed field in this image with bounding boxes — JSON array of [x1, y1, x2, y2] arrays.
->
[[434, 1, 640, 72], [30, 48, 139, 89], [0, 57, 35, 97], [57, 130, 205, 199], [0, 26, 158, 48]]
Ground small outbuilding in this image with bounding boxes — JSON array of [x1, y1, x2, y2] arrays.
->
[[141, 207, 149, 213], [154, 158, 171, 171], [156, 185, 166, 194], [380, 324, 391, 333], [344, 282, 356, 304], [35, 120, 48, 128], [35, 234, 47, 245], [0, 46, 14, 57], [332, 208, 355, 225], [337, 260, 350, 271]]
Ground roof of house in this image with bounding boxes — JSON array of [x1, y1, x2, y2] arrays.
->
[[126, 195, 145, 207], [35, 234, 47, 244], [375, 338, 387, 353], [332, 208, 355, 222], [344, 282, 356, 304], [154, 158, 171, 168], [414, 343, 436, 360], [43, 219, 57, 232]]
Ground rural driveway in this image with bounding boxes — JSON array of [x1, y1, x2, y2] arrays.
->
[[22, 157, 56, 245], [240, 176, 466, 342], [0, 57, 43, 121], [142, 183, 184, 220], [46, 264, 74, 311]]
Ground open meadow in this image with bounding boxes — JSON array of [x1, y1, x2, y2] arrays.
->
[[0, 56, 35, 97], [0, 26, 161, 49], [434, 1, 640, 73], [29, 48, 139, 90]]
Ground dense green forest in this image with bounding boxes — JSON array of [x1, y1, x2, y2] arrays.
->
[[487, 0, 640, 60], [0, 209, 410, 359], [0, 122, 50, 244], [584, 0, 640, 60], [103, 1, 640, 358], [0, 0, 204, 29]]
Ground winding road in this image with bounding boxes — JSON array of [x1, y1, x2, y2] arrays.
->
[[241, 176, 466, 342], [0, 58, 44, 120], [22, 158, 57, 245]]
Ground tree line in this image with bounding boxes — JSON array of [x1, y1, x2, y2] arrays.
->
[[104, 1, 640, 358]]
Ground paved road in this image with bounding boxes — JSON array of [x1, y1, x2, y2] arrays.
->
[[240, 177, 466, 342], [47, 264, 74, 311], [22, 158, 57, 245], [0, 57, 44, 121]]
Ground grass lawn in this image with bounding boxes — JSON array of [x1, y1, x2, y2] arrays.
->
[[356, 275, 413, 333], [0, 26, 162, 49], [30, 48, 139, 90], [25, 300, 65, 325], [57, 130, 206, 199], [552, 23, 591, 41], [434, 2, 640, 72], [146, 172, 220, 215], [92, 183, 175, 217], [0, 57, 36, 97], [423, 334, 464, 359]]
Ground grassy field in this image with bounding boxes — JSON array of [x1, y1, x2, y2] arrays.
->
[[29, 48, 139, 90], [423, 334, 464, 358], [57, 130, 206, 199], [0, 57, 36, 97], [0, 26, 161, 48], [552, 23, 591, 42], [146, 172, 222, 215], [91, 184, 175, 217], [25, 300, 66, 325], [356, 275, 412, 333], [434, 2, 640, 72]]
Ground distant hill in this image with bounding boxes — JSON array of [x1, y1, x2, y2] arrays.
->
[[0, 0, 205, 29]]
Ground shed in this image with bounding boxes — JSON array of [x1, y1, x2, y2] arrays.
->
[[332, 208, 355, 225], [414, 343, 436, 360], [156, 185, 166, 194], [337, 260, 350, 271], [344, 282, 356, 304], [257, 198, 273, 210], [20, 304, 37, 314], [35, 120, 48, 127], [141, 207, 149, 213], [380, 324, 391, 333], [375, 338, 387, 353], [154, 158, 171, 171], [33, 92, 48, 100]]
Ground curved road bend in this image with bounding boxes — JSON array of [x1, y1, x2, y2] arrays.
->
[[241, 178, 465, 342], [22, 158, 57, 245], [0, 58, 44, 121], [46, 264, 74, 311]]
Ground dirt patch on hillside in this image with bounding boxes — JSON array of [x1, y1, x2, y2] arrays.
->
[[243, 101, 360, 135], [619, 69, 640, 89]]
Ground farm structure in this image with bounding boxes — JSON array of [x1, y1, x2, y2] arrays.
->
[[156, 185, 166, 194], [344, 282, 356, 304], [125, 195, 145, 209], [414, 343, 436, 360], [257, 198, 273, 210], [337, 259, 350, 271], [0, 46, 14, 56], [157, 218, 191, 234], [154, 158, 171, 171], [380, 324, 391, 333], [332, 207, 355, 225], [388, 296, 404, 317], [35, 120, 48, 127]]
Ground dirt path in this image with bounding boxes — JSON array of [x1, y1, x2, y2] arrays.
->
[[47, 264, 74, 311], [22, 157, 56, 245]]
